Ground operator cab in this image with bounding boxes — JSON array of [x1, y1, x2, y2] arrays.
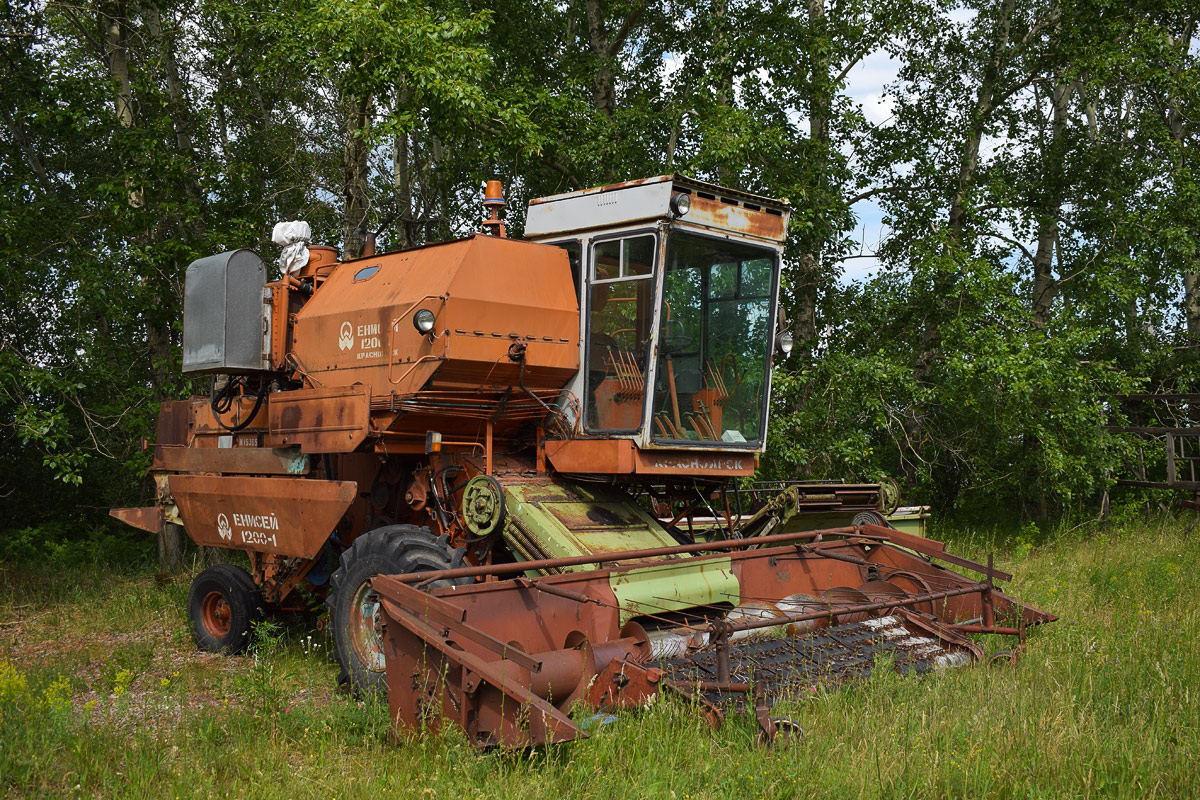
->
[[525, 176, 791, 458]]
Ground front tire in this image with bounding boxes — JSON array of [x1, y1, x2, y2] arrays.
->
[[329, 525, 467, 695], [186, 564, 263, 654]]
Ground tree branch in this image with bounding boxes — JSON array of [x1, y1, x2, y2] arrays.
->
[[605, 5, 648, 58], [845, 185, 908, 205], [833, 46, 870, 86], [54, 5, 104, 59], [1, 109, 53, 194], [984, 231, 1035, 266]]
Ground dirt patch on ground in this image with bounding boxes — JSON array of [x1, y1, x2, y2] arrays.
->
[[1, 594, 337, 735]]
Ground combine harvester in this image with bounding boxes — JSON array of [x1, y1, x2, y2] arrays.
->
[[113, 176, 1053, 747]]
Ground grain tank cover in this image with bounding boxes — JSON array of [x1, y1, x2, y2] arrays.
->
[[182, 250, 269, 374], [289, 235, 578, 394]]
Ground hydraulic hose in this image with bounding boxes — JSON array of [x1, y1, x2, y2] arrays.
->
[[210, 376, 269, 433]]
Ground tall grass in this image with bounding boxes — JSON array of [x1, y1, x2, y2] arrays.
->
[[1, 516, 1197, 798]]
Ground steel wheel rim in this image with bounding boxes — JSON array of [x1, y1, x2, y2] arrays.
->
[[201, 591, 232, 637], [349, 582, 387, 672]]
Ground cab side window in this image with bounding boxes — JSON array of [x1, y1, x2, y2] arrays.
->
[[586, 234, 656, 431]]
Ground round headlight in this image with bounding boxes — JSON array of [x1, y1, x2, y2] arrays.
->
[[777, 330, 794, 355], [413, 308, 436, 334], [670, 192, 691, 217]]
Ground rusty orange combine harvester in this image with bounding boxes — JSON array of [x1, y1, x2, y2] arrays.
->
[[114, 176, 1052, 747]]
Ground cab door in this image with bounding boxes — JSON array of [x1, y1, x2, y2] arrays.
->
[[584, 233, 657, 433]]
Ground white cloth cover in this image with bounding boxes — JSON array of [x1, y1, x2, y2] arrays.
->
[[272, 220, 311, 273]]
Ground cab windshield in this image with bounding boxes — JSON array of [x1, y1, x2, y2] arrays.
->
[[651, 232, 775, 446]]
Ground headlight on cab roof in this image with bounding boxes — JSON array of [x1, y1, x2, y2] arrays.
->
[[670, 192, 691, 217]]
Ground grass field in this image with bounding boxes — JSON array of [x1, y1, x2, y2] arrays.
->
[[1, 516, 1197, 799]]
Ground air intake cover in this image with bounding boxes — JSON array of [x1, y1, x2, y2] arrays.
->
[[182, 250, 269, 374]]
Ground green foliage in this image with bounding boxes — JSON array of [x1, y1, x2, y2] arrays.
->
[[765, 245, 1140, 514], [1, 0, 1197, 543], [776, 0, 1200, 517], [0, 523, 153, 569]]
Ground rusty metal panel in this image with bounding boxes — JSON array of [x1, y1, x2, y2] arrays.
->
[[188, 396, 268, 436], [377, 576, 589, 748], [168, 474, 355, 558], [633, 449, 756, 477], [109, 506, 163, 534], [543, 439, 756, 476], [151, 400, 194, 467], [268, 282, 289, 370], [157, 446, 309, 475], [267, 385, 370, 453], [543, 438, 637, 473], [679, 195, 788, 242], [156, 400, 193, 445]]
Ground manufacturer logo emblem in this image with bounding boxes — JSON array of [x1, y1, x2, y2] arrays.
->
[[216, 513, 232, 541], [338, 321, 354, 351]]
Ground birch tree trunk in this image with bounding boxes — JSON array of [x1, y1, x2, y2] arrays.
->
[[101, 1, 187, 567], [915, 0, 1016, 384], [1166, 20, 1199, 341], [343, 93, 372, 259], [1031, 79, 1071, 330], [101, 0, 142, 208], [585, 0, 616, 118], [793, 0, 829, 361]]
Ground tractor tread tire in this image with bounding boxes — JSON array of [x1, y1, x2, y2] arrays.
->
[[328, 525, 468, 696], [186, 564, 263, 655]]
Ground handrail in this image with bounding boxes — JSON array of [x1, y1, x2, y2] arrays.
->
[[388, 294, 447, 385]]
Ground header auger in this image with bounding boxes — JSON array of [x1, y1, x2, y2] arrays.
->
[[112, 175, 1053, 745]]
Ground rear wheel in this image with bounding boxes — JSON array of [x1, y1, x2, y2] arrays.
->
[[187, 564, 263, 654], [329, 525, 467, 695]]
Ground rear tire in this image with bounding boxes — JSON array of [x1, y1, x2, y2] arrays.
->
[[187, 564, 263, 654], [329, 525, 468, 695]]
